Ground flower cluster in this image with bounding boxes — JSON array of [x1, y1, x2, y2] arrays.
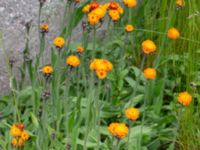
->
[[10, 123, 29, 147], [90, 59, 113, 79], [106, 2, 123, 21], [108, 123, 129, 139], [82, 2, 106, 25]]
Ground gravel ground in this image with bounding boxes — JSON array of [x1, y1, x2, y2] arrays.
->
[[0, 0, 66, 95]]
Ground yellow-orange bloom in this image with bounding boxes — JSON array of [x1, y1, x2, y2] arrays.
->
[[96, 70, 107, 79], [168, 28, 180, 40], [90, 1, 100, 11], [143, 68, 157, 79], [77, 46, 84, 53], [176, 0, 185, 7], [125, 24, 134, 32], [82, 4, 90, 13], [42, 65, 53, 75], [108, 123, 119, 137], [91, 6, 106, 20], [11, 138, 18, 147], [88, 12, 100, 25], [40, 23, 49, 33], [54, 37, 65, 48], [21, 131, 29, 141], [123, 0, 137, 7], [142, 40, 157, 54], [10, 124, 22, 137], [108, 123, 129, 139], [125, 107, 140, 121], [66, 55, 80, 68], [109, 10, 120, 21], [178, 91, 192, 106]]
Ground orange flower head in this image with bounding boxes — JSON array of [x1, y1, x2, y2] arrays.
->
[[114, 123, 129, 139], [54, 37, 65, 48], [21, 131, 29, 141], [96, 70, 107, 79], [82, 4, 90, 13], [75, 0, 81, 4], [66, 55, 80, 68], [42, 65, 53, 75], [125, 107, 140, 120], [109, 2, 120, 10], [92, 6, 106, 20], [142, 40, 157, 54], [90, 1, 99, 11], [168, 28, 180, 40], [125, 24, 134, 32], [109, 10, 120, 21], [10, 124, 22, 137], [11, 138, 18, 147], [77, 46, 84, 53], [143, 68, 157, 79], [178, 91, 192, 106], [88, 12, 100, 25], [123, 0, 137, 7], [176, 0, 185, 7], [40, 23, 49, 33], [108, 123, 119, 137]]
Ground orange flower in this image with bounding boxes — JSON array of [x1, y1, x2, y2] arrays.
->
[[90, 1, 99, 11], [125, 107, 140, 121], [77, 46, 84, 53], [143, 68, 157, 79], [18, 138, 24, 147], [125, 24, 134, 32], [123, 0, 137, 7], [142, 40, 157, 54], [10, 124, 22, 137], [168, 28, 180, 40], [40, 23, 49, 33], [108, 123, 129, 139], [21, 131, 29, 141], [82, 4, 90, 13], [109, 2, 120, 10], [91, 6, 106, 20], [54, 37, 65, 48], [96, 70, 107, 79], [176, 0, 185, 7], [108, 123, 119, 137], [88, 12, 100, 25], [178, 92, 192, 106], [11, 138, 18, 147], [42, 65, 53, 75], [109, 10, 120, 21], [66, 55, 80, 68]]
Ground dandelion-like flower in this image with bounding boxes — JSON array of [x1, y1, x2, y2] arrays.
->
[[125, 107, 140, 121], [66, 55, 80, 68], [167, 28, 180, 40], [142, 40, 157, 54], [143, 68, 157, 79], [123, 0, 137, 7], [40, 23, 49, 33], [42, 65, 53, 75], [178, 91, 192, 106], [77, 46, 84, 53], [54, 37, 65, 48], [108, 123, 129, 139], [125, 24, 134, 32], [176, 0, 185, 7], [107, 2, 123, 21]]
